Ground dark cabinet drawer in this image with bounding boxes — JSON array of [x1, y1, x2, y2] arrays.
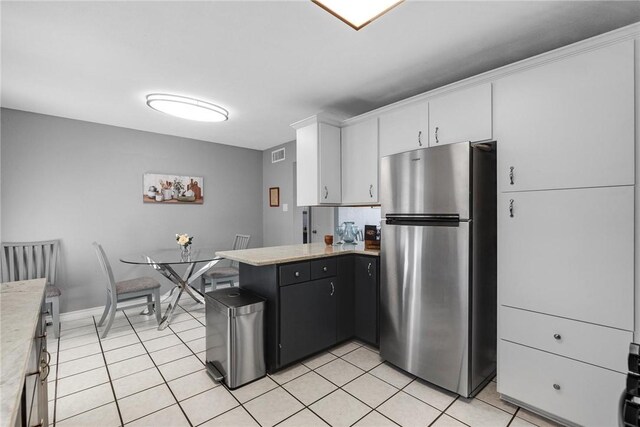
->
[[310, 258, 337, 280], [279, 262, 310, 286]]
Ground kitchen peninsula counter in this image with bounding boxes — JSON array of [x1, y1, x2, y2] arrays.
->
[[216, 243, 380, 373], [1, 278, 47, 427], [216, 242, 379, 266]]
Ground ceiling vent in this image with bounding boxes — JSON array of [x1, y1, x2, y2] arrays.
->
[[271, 148, 286, 163]]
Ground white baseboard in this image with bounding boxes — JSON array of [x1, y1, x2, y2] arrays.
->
[[50, 290, 175, 323]]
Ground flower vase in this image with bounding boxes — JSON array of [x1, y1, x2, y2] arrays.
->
[[180, 245, 191, 261]]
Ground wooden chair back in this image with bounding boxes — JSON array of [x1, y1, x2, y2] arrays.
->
[[230, 234, 250, 269], [1, 240, 60, 285]]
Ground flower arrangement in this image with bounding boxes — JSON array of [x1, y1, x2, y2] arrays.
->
[[176, 233, 193, 247]]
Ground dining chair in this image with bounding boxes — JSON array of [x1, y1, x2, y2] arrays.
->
[[200, 234, 250, 294], [1, 240, 62, 338], [93, 242, 162, 338]]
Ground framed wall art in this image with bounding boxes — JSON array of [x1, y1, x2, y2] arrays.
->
[[269, 187, 280, 207], [143, 173, 204, 204]]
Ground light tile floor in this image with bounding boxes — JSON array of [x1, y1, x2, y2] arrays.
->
[[46, 299, 565, 427]]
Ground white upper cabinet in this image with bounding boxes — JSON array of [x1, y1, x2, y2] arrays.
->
[[495, 41, 634, 193], [498, 185, 634, 331], [428, 83, 492, 146], [293, 116, 341, 206], [379, 101, 428, 157], [342, 118, 379, 204]]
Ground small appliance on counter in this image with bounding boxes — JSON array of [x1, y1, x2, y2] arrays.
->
[[364, 224, 381, 250]]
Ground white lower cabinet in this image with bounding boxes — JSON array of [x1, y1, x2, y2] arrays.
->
[[499, 341, 625, 427], [500, 306, 631, 374], [498, 185, 634, 331]]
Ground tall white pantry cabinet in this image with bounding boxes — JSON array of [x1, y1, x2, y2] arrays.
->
[[495, 39, 636, 426]]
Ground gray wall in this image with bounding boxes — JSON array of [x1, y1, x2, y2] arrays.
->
[[1, 109, 263, 313], [262, 140, 303, 246]]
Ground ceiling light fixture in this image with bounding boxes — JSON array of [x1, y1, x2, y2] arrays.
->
[[146, 94, 228, 122], [312, 0, 404, 30]]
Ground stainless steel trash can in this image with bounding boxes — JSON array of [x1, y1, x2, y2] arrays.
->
[[204, 288, 266, 389]]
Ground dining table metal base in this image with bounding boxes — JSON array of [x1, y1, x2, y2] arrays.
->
[[145, 256, 221, 330]]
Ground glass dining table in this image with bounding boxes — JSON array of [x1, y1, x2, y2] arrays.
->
[[120, 248, 221, 329]]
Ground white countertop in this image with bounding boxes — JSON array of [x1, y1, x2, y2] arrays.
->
[[1, 279, 46, 427], [216, 242, 380, 266]]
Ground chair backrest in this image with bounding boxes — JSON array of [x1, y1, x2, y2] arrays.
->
[[92, 242, 117, 299], [230, 234, 250, 269], [1, 240, 60, 285]]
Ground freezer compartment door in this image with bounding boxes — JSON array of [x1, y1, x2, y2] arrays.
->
[[380, 142, 470, 218], [380, 222, 470, 396]]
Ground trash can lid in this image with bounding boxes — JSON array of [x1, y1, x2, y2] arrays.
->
[[205, 288, 265, 316]]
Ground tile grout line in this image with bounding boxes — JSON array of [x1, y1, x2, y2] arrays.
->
[[165, 307, 264, 427], [427, 395, 463, 427], [271, 346, 408, 427], [346, 366, 419, 427], [475, 394, 520, 417], [244, 342, 406, 427], [506, 407, 522, 427], [92, 315, 126, 427], [57, 307, 520, 427], [122, 309, 195, 427]]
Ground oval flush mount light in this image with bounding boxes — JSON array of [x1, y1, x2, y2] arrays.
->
[[146, 93, 228, 122]]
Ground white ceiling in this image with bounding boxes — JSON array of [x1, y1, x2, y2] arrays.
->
[[2, 1, 639, 151]]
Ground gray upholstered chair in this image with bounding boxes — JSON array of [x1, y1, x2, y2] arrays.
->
[[200, 234, 250, 294], [93, 242, 161, 338], [1, 240, 62, 338]]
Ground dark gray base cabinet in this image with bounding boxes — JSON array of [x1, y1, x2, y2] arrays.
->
[[355, 256, 378, 346], [280, 278, 337, 366], [239, 254, 379, 373]]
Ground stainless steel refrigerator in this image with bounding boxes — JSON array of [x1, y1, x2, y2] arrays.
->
[[380, 141, 496, 398]]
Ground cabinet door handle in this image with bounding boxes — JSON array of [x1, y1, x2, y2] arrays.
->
[[554, 333, 562, 340], [40, 362, 50, 383], [509, 199, 514, 218], [324, 186, 328, 199], [435, 127, 439, 144], [294, 271, 300, 277], [322, 266, 328, 272], [509, 166, 514, 185], [369, 185, 373, 198], [553, 383, 561, 390], [42, 348, 51, 366], [418, 131, 422, 146], [330, 282, 335, 296], [367, 262, 372, 277]]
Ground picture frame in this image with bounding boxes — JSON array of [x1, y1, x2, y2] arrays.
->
[[269, 187, 280, 207], [143, 173, 204, 204]]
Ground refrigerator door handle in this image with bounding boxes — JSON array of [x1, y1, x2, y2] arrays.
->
[[385, 214, 460, 226]]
